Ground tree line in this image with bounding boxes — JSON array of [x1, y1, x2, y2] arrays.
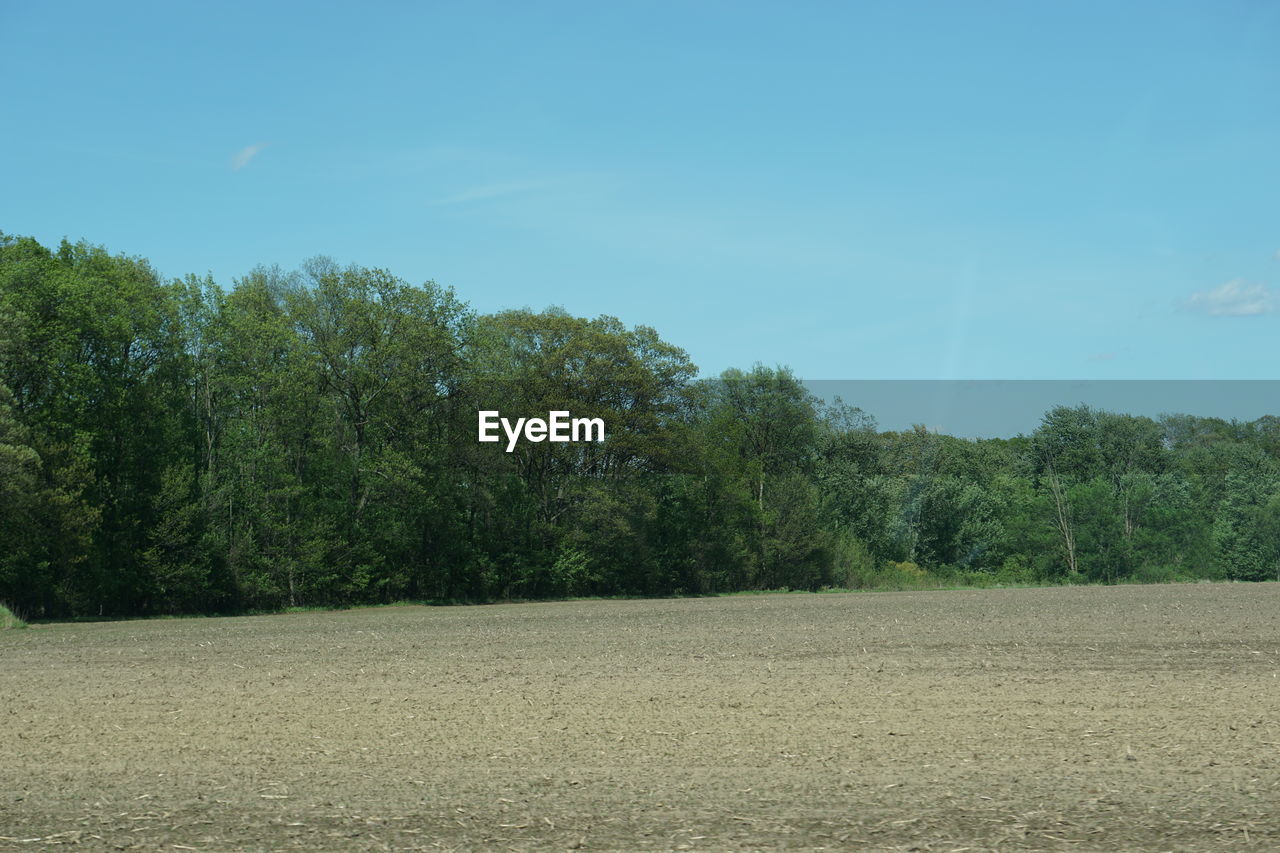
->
[[2, 233, 1278, 618]]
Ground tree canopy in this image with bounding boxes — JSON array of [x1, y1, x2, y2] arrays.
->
[[2, 233, 1277, 618]]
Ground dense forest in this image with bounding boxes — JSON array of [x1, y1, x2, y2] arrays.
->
[[1, 233, 1278, 619]]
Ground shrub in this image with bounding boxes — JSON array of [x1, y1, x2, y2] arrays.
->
[[1, 602, 27, 629], [994, 556, 1037, 586], [830, 534, 879, 589], [1130, 564, 1197, 585]]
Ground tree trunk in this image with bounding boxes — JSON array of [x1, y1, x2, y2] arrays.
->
[[1047, 466, 1078, 577]]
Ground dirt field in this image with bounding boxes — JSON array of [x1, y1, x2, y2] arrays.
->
[[2, 585, 1278, 851]]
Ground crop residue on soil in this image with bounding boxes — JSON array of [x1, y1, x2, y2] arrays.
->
[[2, 584, 1278, 850]]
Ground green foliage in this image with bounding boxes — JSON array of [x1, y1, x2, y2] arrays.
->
[[870, 561, 937, 591], [829, 533, 879, 589], [549, 546, 600, 597], [1128, 563, 1198, 585], [994, 555, 1037, 586], [1211, 448, 1280, 581], [0, 602, 26, 629], [142, 463, 218, 613], [3, 232, 1278, 619]]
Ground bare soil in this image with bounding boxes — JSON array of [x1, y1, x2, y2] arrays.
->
[[3, 584, 1278, 851]]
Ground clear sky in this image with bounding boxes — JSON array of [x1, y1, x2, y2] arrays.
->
[[3, 1, 1277, 380]]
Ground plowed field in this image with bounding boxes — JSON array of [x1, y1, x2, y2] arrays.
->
[[3, 584, 1278, 850]]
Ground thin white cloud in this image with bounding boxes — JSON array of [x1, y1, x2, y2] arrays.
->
[[1186, 279, 1276, 317], [1087, 351, 1117, 362], [231, 143, 268, 172], [431, 180, 548, 206]]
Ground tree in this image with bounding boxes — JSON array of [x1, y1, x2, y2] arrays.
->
[[1212, 446, 1280, 581], [0, 235, 195, 614], [1030, 406, 1172, 581], [284, 259, 470, 602], [703, 365, 830, 589], [461, 308, 698, 596]]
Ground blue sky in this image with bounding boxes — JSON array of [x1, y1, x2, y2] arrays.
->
[[3, 1, 1277, 379]]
